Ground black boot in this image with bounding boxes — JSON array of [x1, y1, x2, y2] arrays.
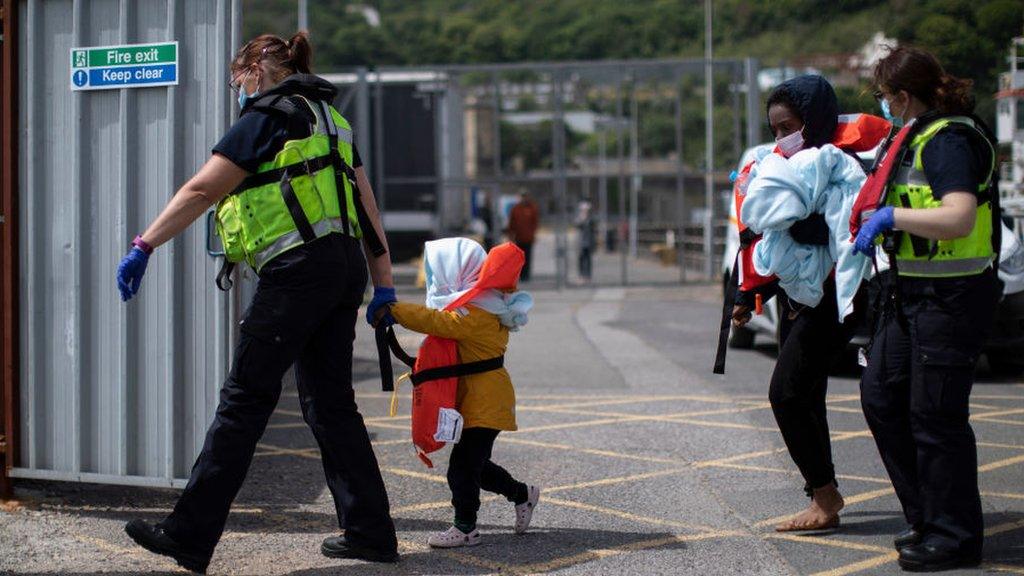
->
[[321, 535, 399, 563], [894, 527, 923, 551], [898, 543, 981, 572], [124, 519, 211, 574]]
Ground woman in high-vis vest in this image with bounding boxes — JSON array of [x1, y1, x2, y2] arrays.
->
[[115, 32, 400, 573], [854, 46, 1001, 572]]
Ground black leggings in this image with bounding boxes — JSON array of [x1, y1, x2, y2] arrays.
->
[[447, 428, 528, 528], [769, 279, 863, 496]]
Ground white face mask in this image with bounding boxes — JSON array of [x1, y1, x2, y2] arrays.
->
[[776, 129, 805, 158]]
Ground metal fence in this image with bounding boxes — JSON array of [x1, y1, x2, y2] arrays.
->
[[326, 57, 761, 288], [8, 0, 241, 488]]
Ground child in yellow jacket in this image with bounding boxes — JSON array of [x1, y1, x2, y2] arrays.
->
[[377, 237, 539, 548]]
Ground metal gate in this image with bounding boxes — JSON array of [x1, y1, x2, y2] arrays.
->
[[327, 58, 761, 288]]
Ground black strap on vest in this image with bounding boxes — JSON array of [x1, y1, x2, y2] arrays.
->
[[231, 155, 333, 192], [374, 325, 504, 391], [279, 172, 318, 243]]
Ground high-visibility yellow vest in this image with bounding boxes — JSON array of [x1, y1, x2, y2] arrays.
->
[[215, 95, 362, 271], [885, 116, 996, 277]]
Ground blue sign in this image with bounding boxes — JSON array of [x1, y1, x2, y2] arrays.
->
[[87, 64, 177, 88], [72, 69, 88, 87]]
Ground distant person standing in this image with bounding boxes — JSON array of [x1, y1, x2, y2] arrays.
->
[[478, 193, 495, 251], [575, 200, 595, 280], [507, 191, 540, 281]]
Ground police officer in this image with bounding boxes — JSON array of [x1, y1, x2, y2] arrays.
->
[[854, 46, 1001, 572], [116, 32, 400, 573]]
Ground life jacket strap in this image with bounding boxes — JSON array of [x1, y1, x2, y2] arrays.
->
[[375, 325, 504, 391]]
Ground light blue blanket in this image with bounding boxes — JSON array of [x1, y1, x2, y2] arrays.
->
[[739, 145, 871, 321]]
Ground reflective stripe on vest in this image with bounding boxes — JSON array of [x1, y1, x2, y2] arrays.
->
[[252, 216, 349, 271], [214, 96, 361, 270], [886, 116, 996, 278]]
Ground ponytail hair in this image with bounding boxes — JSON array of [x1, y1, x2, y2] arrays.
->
[[873, 45, 974, 115], [286, 31, 312, 74], [934, 73, 974, 115], [231, 30, 313, 80]]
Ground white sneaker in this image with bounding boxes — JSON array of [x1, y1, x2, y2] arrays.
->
[[514, 485, 541, 534], [428, 526, 481, 548]]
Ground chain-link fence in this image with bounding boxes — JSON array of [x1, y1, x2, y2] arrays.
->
[[326, 57, 762, 287]]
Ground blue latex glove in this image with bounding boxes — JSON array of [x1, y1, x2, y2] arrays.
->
[[366, 286, 397, 327], [852, 206, 896, 257], [117, 246, 150, 301]]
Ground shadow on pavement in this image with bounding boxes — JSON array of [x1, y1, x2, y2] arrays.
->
[[837, 510, 1024, 567]]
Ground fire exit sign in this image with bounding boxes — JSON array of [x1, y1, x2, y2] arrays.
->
[[70, 41, 178, 91]]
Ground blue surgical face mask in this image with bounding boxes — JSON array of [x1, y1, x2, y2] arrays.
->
[[238, 88, 258, 110], [881, 98, 904, 128], [235, 69, 259, 110]]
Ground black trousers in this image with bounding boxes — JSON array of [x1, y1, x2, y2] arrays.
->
[[860, 269, 1000, 553], [516, 241, 534, 281], [770, 279, 863, 495], [447, 428, 527, 527], [578, 247, 593, 279], [162, 235, 397, 555]]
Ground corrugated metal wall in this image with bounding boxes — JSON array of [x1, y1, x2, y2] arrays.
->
[[14, 0, 242, 487]]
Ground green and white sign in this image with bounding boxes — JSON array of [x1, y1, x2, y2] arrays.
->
[[70, 41, 178, 91]]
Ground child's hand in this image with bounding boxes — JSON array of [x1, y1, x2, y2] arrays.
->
[[372, 302, 396, 328]]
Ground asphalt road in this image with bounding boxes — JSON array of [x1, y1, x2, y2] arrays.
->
[[2, 283, 1023, 575]]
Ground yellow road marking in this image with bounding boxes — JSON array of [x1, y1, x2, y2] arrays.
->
[[514, 415, 657, 433], [767, 533, 892, 554], [694, 448, 786, 468], [516, 531, 737, 574], [549, 467, 690, 492], [664, 417, 781, 432], [757, 454, 1024, 530], [530, 394, 742, 410], [827, 405, 865, 414], [978, 440, 1024, 451], [978, 453, 1024, 473], [498, 436, 683, 465], [986, 517, 1024, 537], [981, 491, 1024, 501], [809, 552, 898, 576], [542, 496, 721, 533], [830, 430, 874, 441], [381, 466, 445, 483], [973, 416, 1024, 426], [705, 461, 891, 485], [390, 468, 692, 516]]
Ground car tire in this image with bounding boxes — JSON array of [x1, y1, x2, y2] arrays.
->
[[729, 326, 756, 349], [987, 354, 1024, 377]]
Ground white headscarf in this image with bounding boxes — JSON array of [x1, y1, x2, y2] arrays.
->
[[422, 237, 533, 330]]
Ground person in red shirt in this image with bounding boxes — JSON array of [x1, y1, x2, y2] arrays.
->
[[506, 191, 540, 281]]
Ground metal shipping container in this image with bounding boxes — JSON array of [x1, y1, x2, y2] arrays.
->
[[10, 0, 242, 488]]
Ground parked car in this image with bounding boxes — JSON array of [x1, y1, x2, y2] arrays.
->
[[723, 144, 1024, 375]]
